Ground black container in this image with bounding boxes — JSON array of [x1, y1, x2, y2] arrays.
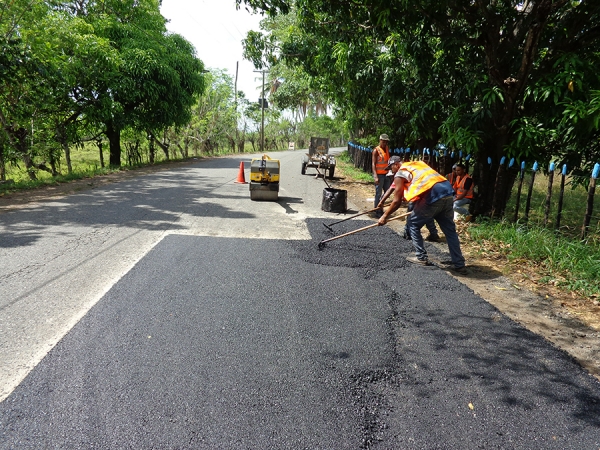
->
[[321, 187, 347, 213]]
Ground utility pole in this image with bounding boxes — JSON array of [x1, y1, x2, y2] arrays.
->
[[234, 62, 239, 149], [254, 69, 268, 153], [261, 69, 265, 153]]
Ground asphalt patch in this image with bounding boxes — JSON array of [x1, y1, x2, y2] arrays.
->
[[2, 228, 600, 449]]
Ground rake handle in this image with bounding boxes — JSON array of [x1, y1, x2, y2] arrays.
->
[[319, 211, 411, 246], [325, 204, 389, 227]]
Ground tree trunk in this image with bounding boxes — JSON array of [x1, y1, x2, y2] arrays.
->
[[149, 132, 169, 161], [106, 120, 122, 167], [0, 141, 5, 181], [62, 141, 72, 174], [97, 139, 104, 168], [148, 135, 155, 164]]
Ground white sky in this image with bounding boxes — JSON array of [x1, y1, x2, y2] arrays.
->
[[160, 0, 265, 101]]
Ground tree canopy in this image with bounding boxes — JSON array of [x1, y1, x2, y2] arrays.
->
[[0, 0, 205, 174], [242, 0, 600, 216]]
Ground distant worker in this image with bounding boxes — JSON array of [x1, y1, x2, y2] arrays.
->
[[378, 159, 467, 274], [372, 134, 391, 218], [446, 164, 457, 185], [452, 163, 473, 222], [377, 156, 440, 242]]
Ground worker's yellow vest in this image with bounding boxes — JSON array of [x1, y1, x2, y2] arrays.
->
[[401, 161, 447, 202]]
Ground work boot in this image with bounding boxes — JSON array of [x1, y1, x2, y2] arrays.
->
[[406, 256, 434, 266], [425, 234, 440, 242], [446, 265, 468, 275], [402, 230, 411, 240]]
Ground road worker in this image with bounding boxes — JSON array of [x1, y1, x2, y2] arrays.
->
[[372, 134, 391, 218], [452, 163, 473, 222], [446, 164, 458, 185], [378, 159, 467, 274], [378, 155, 440, 242]]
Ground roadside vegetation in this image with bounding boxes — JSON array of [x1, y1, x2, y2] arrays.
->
[[468, 219, 599, 299]]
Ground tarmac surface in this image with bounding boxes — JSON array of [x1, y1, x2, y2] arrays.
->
[[1, 217, 600, 448]]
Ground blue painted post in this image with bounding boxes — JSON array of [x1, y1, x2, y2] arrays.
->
[[513, 161, 527, 222], [555, 164, 568, 231], [581, 163, 600, 239], [524, 161, 539, 223], [544, 162, 555, 227]]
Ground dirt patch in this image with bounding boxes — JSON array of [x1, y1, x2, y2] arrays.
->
[[2, 160, 599, 381], [335, 175, 600, 381]]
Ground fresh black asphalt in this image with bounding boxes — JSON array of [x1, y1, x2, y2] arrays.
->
[[1, 218, 599, 449]]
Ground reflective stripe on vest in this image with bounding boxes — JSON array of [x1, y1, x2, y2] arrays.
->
[[374, 146, 389, 175], [401, 161, 446, 202], [456, 175, 474, 199]]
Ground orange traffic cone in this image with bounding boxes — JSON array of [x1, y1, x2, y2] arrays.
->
[[234, 161, 247, 184]]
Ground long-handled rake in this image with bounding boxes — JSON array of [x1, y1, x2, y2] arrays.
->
[[318, 211, 411, 249], [322, 204, 390, 232]]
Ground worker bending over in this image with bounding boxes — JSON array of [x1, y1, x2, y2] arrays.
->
[[378, 156, 440, 242], [378, 159, 467, 274]]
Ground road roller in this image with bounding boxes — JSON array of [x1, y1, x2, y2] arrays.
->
[[249, 154, 279, 201]]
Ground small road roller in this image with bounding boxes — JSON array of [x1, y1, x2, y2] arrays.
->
[[249, 154, 280, 201]]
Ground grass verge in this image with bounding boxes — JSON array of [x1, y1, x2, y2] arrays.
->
[[336, 151, 374, 183], [466, 218, 600, 299]]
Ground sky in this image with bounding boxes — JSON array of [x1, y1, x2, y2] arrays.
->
[[160, 0, 265, 101]]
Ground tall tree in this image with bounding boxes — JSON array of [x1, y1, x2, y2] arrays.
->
[[58, 0, 205, 166]]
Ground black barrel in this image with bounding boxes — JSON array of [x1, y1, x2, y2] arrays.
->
[[321, 187, 347, 213]]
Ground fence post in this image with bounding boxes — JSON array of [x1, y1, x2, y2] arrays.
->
[[555, 164, 567, 231], [581, 163, 600, 240], [544, 162, 555, 227], [513, 161, 526, 222], [524, 161, 538, 223]]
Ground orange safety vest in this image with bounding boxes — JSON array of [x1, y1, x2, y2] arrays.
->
[[400, 160, 447, 202], [374, 146, 390, 175], [455, 174, 474, 199], [446, 172, 456, 185]]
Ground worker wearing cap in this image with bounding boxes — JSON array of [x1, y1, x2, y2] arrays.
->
[[378, 159, 467, 274], [452, 163, 473, 221], [372, 134, 391, 218], [378, 156, 440, 242], [446, 164, 458, 185]]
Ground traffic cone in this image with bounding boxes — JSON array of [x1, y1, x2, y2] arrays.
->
[[234, 161, 247, 184]]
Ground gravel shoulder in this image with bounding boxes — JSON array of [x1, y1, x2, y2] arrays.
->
[[1, 158, 599, 381]]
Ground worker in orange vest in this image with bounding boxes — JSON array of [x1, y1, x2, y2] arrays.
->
[[452, 163, 473, 222], [378, 155, 440, 242], [379, 160, 467, 274], [372, 134, 391, 218]]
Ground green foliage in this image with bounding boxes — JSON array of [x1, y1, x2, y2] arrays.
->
[[468, 219, 600, 298], [336, 151, 373, 183], [243, 0, 600, 217], [0, 0, 205, 174]]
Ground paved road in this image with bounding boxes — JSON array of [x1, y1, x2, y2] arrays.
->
[[1, 150, 599, 448]]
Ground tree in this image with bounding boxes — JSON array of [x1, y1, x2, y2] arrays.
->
[[0, 0, 58, 179], [58, 0, 205, 166], [241, 0, 600, 218]]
